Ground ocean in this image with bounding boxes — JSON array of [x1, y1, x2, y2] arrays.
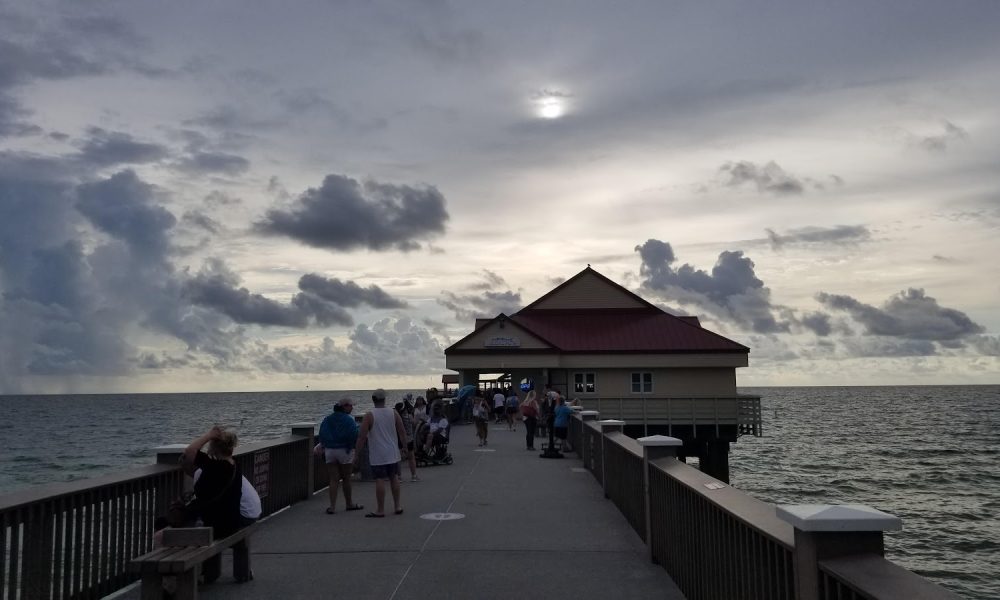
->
[[1, 385, 997, 599]]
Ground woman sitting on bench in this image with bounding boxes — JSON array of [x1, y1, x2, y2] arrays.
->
[[182, 426, 249, 583]]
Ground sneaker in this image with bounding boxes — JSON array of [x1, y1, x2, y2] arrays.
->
[[411, 476, 420, 482]]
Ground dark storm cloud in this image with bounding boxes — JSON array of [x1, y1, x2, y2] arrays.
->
[[766, 225, 871, 249], [75, 128, 170, 168], [799, 312, 833, 337], [175, 151, 250, 176], [816, 289, 984, 342], [720, 161, 806, 196], [183, 259, 352, 328], [255, 174, 449, 252], [298, 274, 408, 309], [635, 238, 789, 333], [76, 170, 176, 258], [437, 270, 522, 322]]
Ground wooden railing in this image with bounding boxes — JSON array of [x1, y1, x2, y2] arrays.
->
[[574, 415, 960, 600], [0, 426, 320, 600], [585, 395, 762, 437]]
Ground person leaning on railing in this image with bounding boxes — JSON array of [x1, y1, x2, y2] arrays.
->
[[181, 426, 249, 583]]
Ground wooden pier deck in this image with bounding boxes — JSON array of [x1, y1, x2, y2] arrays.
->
[[121, 424, 683, 600]]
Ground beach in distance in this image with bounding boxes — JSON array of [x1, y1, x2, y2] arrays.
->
[[1, 385, 997, 599]]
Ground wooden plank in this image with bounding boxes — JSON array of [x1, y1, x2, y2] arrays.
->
[[0, 510, 8, 600], [53, 497, 65, 600], [100, 487, 111, 596], [8, 508, 20, 600], [72, 498, 84, 598], [162, 528, 213, 547]]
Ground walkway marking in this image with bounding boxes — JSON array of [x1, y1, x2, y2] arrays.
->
[[387, 449, 485, 600], [570, 467, 587, 473], [420, 512, 466, 521], [474, 448, 496, 452]]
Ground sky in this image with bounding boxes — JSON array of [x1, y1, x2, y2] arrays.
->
[[1, 0, 998, 394]]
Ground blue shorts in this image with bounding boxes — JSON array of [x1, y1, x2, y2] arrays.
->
[[370, 462, 401, 480]]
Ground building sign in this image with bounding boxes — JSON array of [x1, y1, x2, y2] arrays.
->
[[484, 336, 520, 348], [253, 450, 270, 499]]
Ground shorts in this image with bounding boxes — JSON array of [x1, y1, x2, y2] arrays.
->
[[506, 407, 517, 415], [493, 406, 504, 415], [554, 427, 568, 440], [324, 448, 355, 465], [370, 462, 401, 480]]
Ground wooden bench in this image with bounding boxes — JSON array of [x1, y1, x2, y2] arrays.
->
[[130, 523, 259, 600]]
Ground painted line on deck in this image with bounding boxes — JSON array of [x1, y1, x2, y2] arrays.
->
[[386, 448, 486, 600]]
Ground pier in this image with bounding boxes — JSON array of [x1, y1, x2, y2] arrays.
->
[[0, 412, 961, 600]]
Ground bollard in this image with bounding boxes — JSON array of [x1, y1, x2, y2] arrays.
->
[[637, 435, 682, 562], [291, 423, 317, 500], [776, 504, 902, 600], [597, 419, 625, 497]]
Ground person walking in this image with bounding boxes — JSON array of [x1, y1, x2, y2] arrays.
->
[[520, 390, 539, 450], [318, 398, 363, 514], [354, 389, 408, 517], [505, 389, 519, 431], [396, 401, 419, 482], [553, 396, 574, 452], [472, 394, 490, 447], [493, 388, 505, 424]]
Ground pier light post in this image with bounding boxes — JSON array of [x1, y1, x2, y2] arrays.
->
[[291, 423, 317, 500], [579, 411, 599, 467], [637, 435, 682, 563], [777, 504, 903, 600], [597, 419, 625, 497]]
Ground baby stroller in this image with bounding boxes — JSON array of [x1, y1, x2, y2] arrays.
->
[[414, 420, 453, 466]]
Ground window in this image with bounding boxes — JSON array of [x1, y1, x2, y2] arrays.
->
[[631, 372, 653, 393], [573, 372, 596, 394]]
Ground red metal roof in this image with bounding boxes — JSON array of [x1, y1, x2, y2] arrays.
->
[[509, 308, 748, 353]]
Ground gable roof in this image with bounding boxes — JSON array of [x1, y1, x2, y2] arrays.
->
[[444, 266, 749, 355]]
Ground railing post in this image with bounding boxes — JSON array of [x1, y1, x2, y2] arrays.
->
[[153, 444, 189, 516], [154, 444, 187, 466], [579, 411, 599, 465], [597, 419, 625, 497], [291, 423, 317, 500], [637, 435, 682, 563], [777, 504, 902, 600]]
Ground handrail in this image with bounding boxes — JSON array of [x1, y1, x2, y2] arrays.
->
[[819, 554, 962, 600], [0, 464, 180, 512]]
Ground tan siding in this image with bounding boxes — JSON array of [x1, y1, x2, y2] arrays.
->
[[446, 354, 560, 369], [531, 272, 647, 309], [561, 367, 736, 398], [451, 321, 552, 351]]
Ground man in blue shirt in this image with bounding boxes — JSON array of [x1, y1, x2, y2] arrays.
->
[[552, 397, 574, 452], [318, 398, 363, 514]]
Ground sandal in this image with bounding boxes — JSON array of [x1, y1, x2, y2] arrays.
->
[[346, 504, 364, 511], [394, 509, 404, 515], [325, 507, 336, 515], [364, 512, 385, 518]]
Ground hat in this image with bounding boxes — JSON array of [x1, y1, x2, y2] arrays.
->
[[372, 388, 386, 401]]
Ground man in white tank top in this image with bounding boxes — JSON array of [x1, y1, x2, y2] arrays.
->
[[354, 389, 408, 517]]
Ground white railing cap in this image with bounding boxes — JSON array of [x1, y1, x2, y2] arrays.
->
[[579, 410, 599, 416], [776, 504, 902, 532], [637, 435, 682, 447], [153, 444, 187, 453], [570, 405, 583, 411], [597, 419, 625, 426], [289, 422, 317, 429]]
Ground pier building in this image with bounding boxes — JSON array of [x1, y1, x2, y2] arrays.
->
[[444, 266, 762, 482]]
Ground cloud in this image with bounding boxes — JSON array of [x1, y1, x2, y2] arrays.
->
[[181, 210, 222, 234], [766, 225, 871, 249], [438, 270, 522, 322], [816, 289, 985, 342], [918, 120, 968, 153], [968, 336, 1000, 356], [251, 318, 444, 375], [75, 127, 170, 168], [719, 160, 806, 196], [799, 312, 833, 337], [298, 274, 408, 309], [175, 151, 250, 176], [76, 170, 176, 259], [183, 259, 352, 328], [255, 174, 449, 252], [635, 238, 789, 333]]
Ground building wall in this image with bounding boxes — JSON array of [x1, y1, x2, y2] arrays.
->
[[561, 367, 737, 398], [531, 274, 648, 309], [453, 320, 552, 350], [446, 352, 747, 371]]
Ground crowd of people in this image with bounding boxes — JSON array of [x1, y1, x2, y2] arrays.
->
[[162, 384, 578, 587]]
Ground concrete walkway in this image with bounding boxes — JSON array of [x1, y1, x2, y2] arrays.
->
[[130, 423, 684, 600]]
